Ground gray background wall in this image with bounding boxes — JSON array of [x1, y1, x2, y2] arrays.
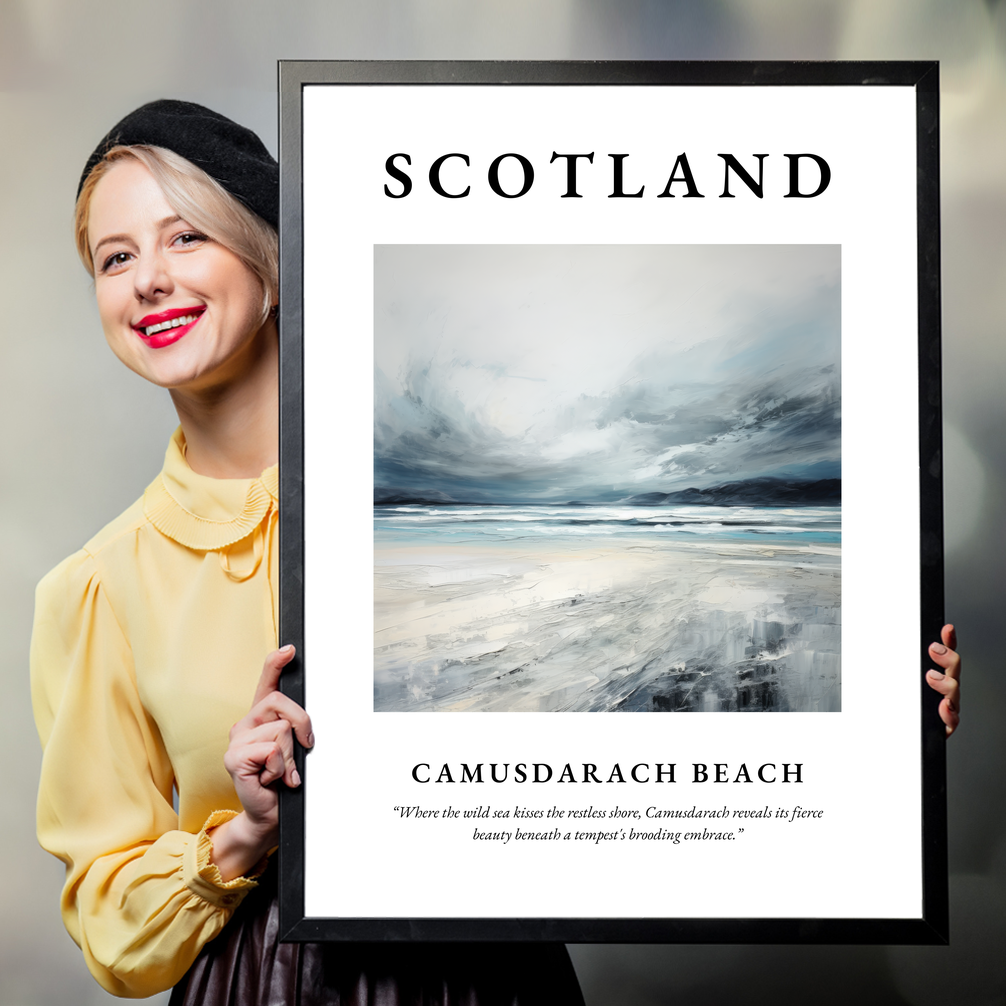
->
[[1, 2, 1003, 1003]]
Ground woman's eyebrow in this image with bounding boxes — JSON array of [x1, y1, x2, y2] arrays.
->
[[92, 216, 185, 257], [92, 232, 133, 256]]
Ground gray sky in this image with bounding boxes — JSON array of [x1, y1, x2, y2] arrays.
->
[[375, 244, 839, 501]]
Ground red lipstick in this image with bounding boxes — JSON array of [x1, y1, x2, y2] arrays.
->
[[133, 306, 206, 349]]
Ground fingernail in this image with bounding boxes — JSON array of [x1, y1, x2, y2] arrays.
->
[[280, 644, 295, 654], [931, 643, 947, 655], [292, 768, 301, 787], [306, 732, 315, 748], [927, 669, 944, 680]]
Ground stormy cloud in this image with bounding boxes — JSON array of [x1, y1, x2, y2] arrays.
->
[[374, 244, 840, 503]]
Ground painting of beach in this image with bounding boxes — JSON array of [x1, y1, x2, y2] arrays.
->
[[373, 245, 840, 712]]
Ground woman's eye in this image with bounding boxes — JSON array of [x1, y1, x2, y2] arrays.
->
[[173, 231, 208, 248], [101, 251, 132, 273]]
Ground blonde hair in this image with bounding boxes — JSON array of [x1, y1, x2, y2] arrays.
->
[[75, 145, 278, 323]]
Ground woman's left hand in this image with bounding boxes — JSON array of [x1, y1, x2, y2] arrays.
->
[[926, 624, 961, 737]]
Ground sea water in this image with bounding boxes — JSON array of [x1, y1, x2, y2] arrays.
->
[[374, 505, 841, 713]]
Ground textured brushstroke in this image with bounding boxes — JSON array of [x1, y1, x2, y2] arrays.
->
[[374, 245, 840, 505], [373, 245, 841, 712], [374, 505, 840, 712]]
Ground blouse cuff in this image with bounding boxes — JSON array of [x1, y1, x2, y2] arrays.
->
[[183, 810, 269, 909]]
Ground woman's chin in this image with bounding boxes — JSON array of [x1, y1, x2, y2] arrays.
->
[[109, 322, 273, 395], [122, 353, 218, 392]]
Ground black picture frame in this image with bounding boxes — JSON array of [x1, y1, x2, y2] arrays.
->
[[277, 60, 945, 944]]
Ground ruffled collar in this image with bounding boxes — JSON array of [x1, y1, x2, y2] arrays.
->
[[143, 428, 278, 551]]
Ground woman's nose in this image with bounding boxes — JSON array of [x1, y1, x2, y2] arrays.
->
[[133, 249, 173, 302]]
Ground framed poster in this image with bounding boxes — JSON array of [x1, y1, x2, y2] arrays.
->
[[277, 61, 946, 943]]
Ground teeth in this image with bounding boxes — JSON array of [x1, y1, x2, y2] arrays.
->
[[142, 313, 199, 337]]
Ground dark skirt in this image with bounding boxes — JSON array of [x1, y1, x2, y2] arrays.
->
[[169, 870, 585, 1006]]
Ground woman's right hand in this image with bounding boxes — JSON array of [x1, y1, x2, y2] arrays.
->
[[209, 645, 314, 881]]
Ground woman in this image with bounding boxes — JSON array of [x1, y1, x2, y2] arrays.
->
[[31, 100, 586, 1003]]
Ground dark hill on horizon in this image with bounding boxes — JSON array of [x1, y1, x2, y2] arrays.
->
[[375, 477, 840, 507], [621, 476, 841, 506]]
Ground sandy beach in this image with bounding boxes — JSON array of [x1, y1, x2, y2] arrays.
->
[[374, 536, 840, 712]]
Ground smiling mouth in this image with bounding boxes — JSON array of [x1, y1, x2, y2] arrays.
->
[[131, 307, 207, 349], [135, 307, 206, 338]]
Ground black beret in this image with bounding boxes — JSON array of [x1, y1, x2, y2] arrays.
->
[[78, 99, 278, 228]]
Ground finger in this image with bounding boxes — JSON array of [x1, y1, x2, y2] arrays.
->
[[926, 670, 961, 738], [926, 668, 959, 701], [928, 640, 961, 681], [245, 690, 314, 749], [252, 644, 296, 707], [941, 624, 957, 652], [233, 720, 301, 788], [230, 697, 313, 752], [939, 697, 960, 737], [224, 739, 287, 786], [258, 742, 287, 787]]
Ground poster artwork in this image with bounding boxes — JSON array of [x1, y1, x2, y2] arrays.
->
[[284, 62, 944, 941], [373, 243, 841, 713]]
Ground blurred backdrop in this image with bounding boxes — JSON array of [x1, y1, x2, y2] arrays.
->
[[1, 2, 1003, 1003]]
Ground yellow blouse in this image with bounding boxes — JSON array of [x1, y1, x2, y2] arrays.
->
[[31, 428, 279, 998]]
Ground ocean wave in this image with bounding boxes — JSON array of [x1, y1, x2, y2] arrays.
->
[[374, 504, 841, 544]]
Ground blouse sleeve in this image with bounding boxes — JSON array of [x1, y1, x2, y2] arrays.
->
[[30, 549, 262, 998]]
